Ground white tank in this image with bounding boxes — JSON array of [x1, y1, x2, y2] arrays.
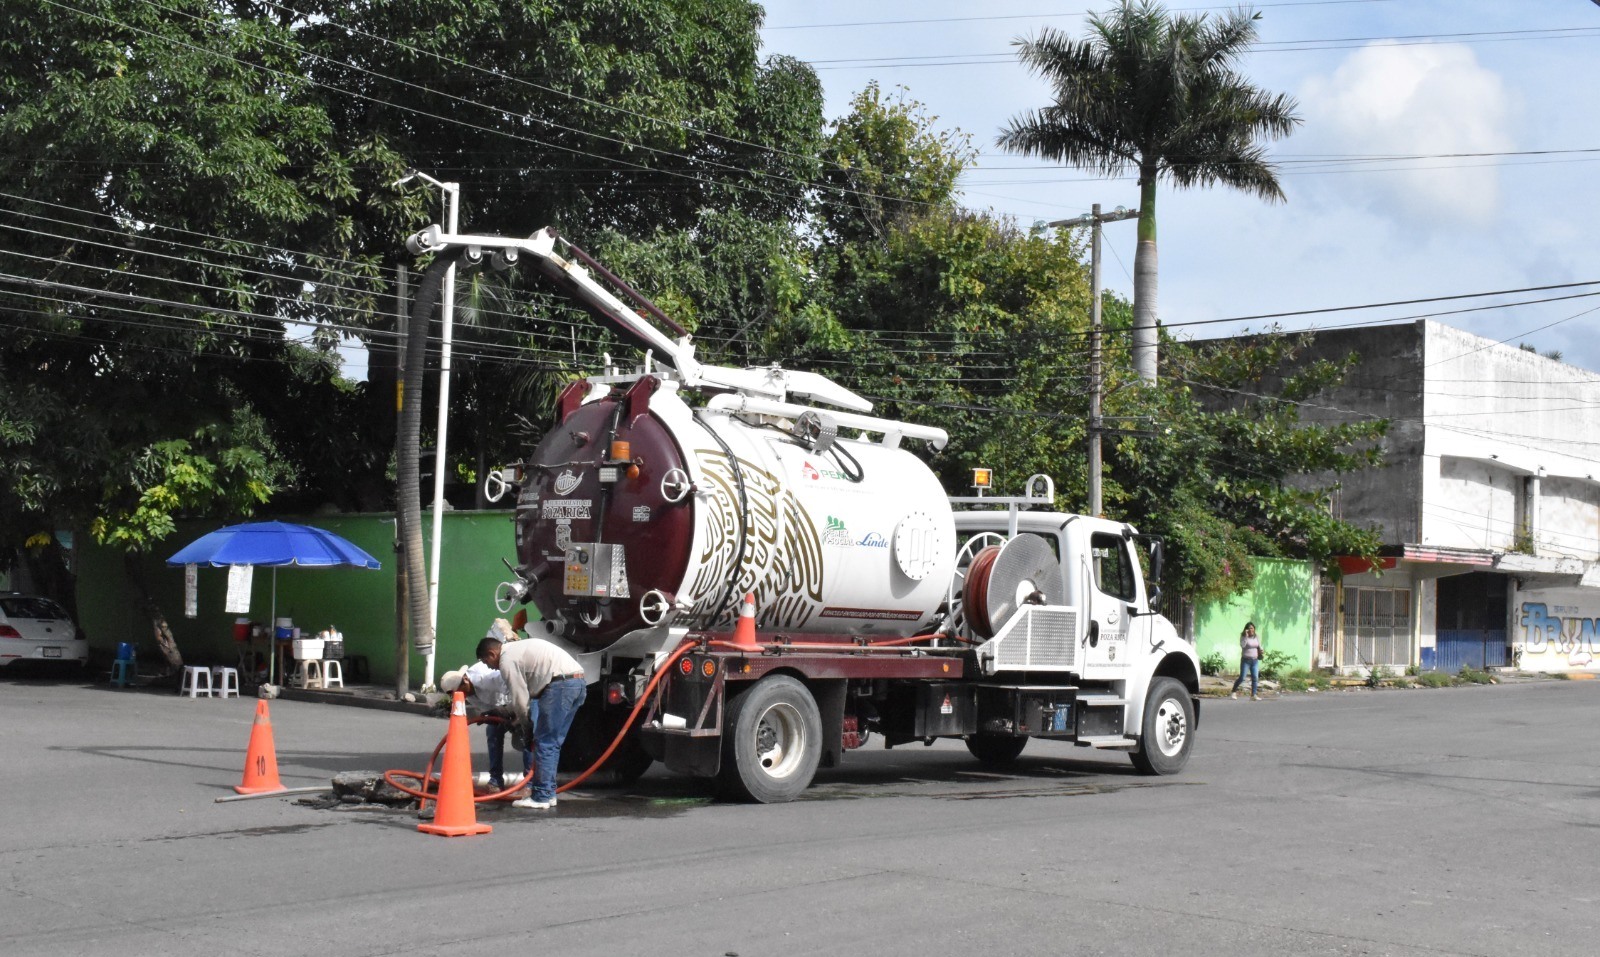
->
[[515, 378, 957, 646]]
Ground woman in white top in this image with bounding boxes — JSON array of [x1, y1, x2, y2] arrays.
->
[[1230, 622, 1263, 700]]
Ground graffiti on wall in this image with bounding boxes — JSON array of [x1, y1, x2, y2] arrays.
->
[[1518, 602, 1598, 668]]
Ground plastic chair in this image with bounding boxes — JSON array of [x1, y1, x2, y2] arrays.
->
[[289, 659, 324, 690], [210, 666, 241, 699], [179, 665, 214, 698], [110, 657, 136, 687], [320, 658, 344, 689]]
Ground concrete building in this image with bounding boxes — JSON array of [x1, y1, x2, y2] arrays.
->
[[1198, 320, 1600, 674]]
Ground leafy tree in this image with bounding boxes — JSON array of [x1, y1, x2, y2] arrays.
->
[[0, 0, 397, 666], [1105, 330, 1388, 601], [998, 0, 1301, 383]]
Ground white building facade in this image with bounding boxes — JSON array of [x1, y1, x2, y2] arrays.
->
[[1206, 320, 1600, 674]]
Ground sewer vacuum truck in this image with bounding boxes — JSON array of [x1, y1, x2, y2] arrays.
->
[[406, 224, 1201, 803]]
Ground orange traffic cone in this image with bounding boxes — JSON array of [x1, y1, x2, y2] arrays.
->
[[234, 699, 286, 795], [418, 692, 492, 837], [733, 592, 758, 647]]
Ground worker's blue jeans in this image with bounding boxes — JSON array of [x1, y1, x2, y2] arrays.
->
[[1232, 657, 1260, 696], [484, 717, 532, 788], [532, 678, 588, 802]]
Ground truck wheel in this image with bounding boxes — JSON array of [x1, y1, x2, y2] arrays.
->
[[717, 675, 822, 803], [1130, 677, 1194, 775], [965, 732, 1027, 767]]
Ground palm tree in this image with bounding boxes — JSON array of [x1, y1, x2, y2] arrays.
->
[[998, 0, 1300, 383]]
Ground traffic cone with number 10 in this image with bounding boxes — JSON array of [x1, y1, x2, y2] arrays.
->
[[234, 699, 286, 795]]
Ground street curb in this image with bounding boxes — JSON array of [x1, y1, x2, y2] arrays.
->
[[274, 686, 433, 715]]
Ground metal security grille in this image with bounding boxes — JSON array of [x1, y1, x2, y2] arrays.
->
[[992, 607, 1079, 671], [1344, 586, 1412, 670]]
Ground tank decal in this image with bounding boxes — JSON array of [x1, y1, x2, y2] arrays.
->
[[687, 450, 825, 630]]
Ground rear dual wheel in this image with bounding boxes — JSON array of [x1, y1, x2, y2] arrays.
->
[[718, 675, 822, 804]]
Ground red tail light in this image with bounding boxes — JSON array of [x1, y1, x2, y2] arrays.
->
[[605, 681, 627, 706], [0, 625, 20, 638]]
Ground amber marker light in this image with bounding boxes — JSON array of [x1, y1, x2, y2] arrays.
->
[[702, 660, 717, 677], [972, 467, 993, 490]]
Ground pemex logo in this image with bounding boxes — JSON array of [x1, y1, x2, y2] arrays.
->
[[823, 515, 852, 546]]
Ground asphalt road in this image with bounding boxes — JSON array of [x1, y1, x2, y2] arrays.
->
[[2, 672, 1596, 957]]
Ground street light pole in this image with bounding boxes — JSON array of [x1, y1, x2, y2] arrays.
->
[[1050, 204, 1139, 518], [394, 170, 459, 690]]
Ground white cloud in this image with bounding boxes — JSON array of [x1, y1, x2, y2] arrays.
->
[[1299, 42, 1514, 227]]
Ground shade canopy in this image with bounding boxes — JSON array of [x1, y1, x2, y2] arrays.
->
[[166, 521, 381, 569]]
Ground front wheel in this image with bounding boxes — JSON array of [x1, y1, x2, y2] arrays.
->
[[717, 676, 822, 803], [1130, 676, 1194, 775]]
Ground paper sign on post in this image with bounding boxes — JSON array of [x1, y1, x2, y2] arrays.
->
[[225, 565, 254, 615], [184, 564, 198, 618]]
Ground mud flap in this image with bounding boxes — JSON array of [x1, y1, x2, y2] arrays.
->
[[642, 652, 726, 778]]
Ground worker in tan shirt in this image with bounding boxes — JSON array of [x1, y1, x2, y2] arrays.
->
[[443, 634, 587, 810]]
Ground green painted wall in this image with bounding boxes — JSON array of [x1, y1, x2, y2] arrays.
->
[[1194, 558, 1315, 672], [76, 511, 521, 687]]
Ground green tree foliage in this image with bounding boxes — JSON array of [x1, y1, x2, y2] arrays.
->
[[0, 0, 383, 572], [998, 0, 1301, 382], [1105, 331, 1387, 600]]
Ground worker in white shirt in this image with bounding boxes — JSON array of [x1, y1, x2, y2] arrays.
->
[[441, 633, 587, 810]]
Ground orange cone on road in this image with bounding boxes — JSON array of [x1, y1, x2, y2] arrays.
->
[[418, 692, 492, 837], [733, 592, 758, 647], [234, 699, 286, 795]]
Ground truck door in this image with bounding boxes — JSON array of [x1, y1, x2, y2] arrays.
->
[[1086, 531, 1138, 667]]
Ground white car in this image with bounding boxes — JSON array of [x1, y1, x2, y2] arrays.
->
[[0, 593, 88, 670]]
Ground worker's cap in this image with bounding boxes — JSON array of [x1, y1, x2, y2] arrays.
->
[[439, 669, 468, 693]]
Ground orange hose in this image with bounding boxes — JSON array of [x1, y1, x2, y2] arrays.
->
[[383, 641, 696, 804], [383, 630, 952, 804]]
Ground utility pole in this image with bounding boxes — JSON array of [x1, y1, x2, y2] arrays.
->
[[1050, 204, 1139, 517], [393, 170, 460, 691]]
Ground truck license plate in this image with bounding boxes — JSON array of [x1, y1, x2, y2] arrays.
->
[[43, 647, 61, 657]]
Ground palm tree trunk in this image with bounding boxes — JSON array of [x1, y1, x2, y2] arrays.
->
[[397, 255, 457, 678], [1132, 171, 1160, 384]]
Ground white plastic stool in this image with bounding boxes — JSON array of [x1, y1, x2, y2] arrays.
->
[[320, 658, 344, 689], [290, 659, 324, 689], [210, 666, 240, 699], [179, 665, 214, 698]]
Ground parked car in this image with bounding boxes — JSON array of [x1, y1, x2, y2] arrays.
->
[[0, 593, 88, 671]]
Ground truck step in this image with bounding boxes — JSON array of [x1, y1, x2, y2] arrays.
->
[[1077, 735, 1138, 750], [1075, 694, 1127, 708]]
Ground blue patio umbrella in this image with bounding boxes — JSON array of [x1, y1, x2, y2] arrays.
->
[[167, 522, 381, 683]]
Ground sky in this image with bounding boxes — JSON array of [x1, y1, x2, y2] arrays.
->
[[757, 0, 1600, 369]]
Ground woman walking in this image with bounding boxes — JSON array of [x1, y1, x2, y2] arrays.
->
[[1231, 622, 1263, 700]]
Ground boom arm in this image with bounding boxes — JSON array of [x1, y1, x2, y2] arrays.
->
[[405, 225, 874, 413]]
